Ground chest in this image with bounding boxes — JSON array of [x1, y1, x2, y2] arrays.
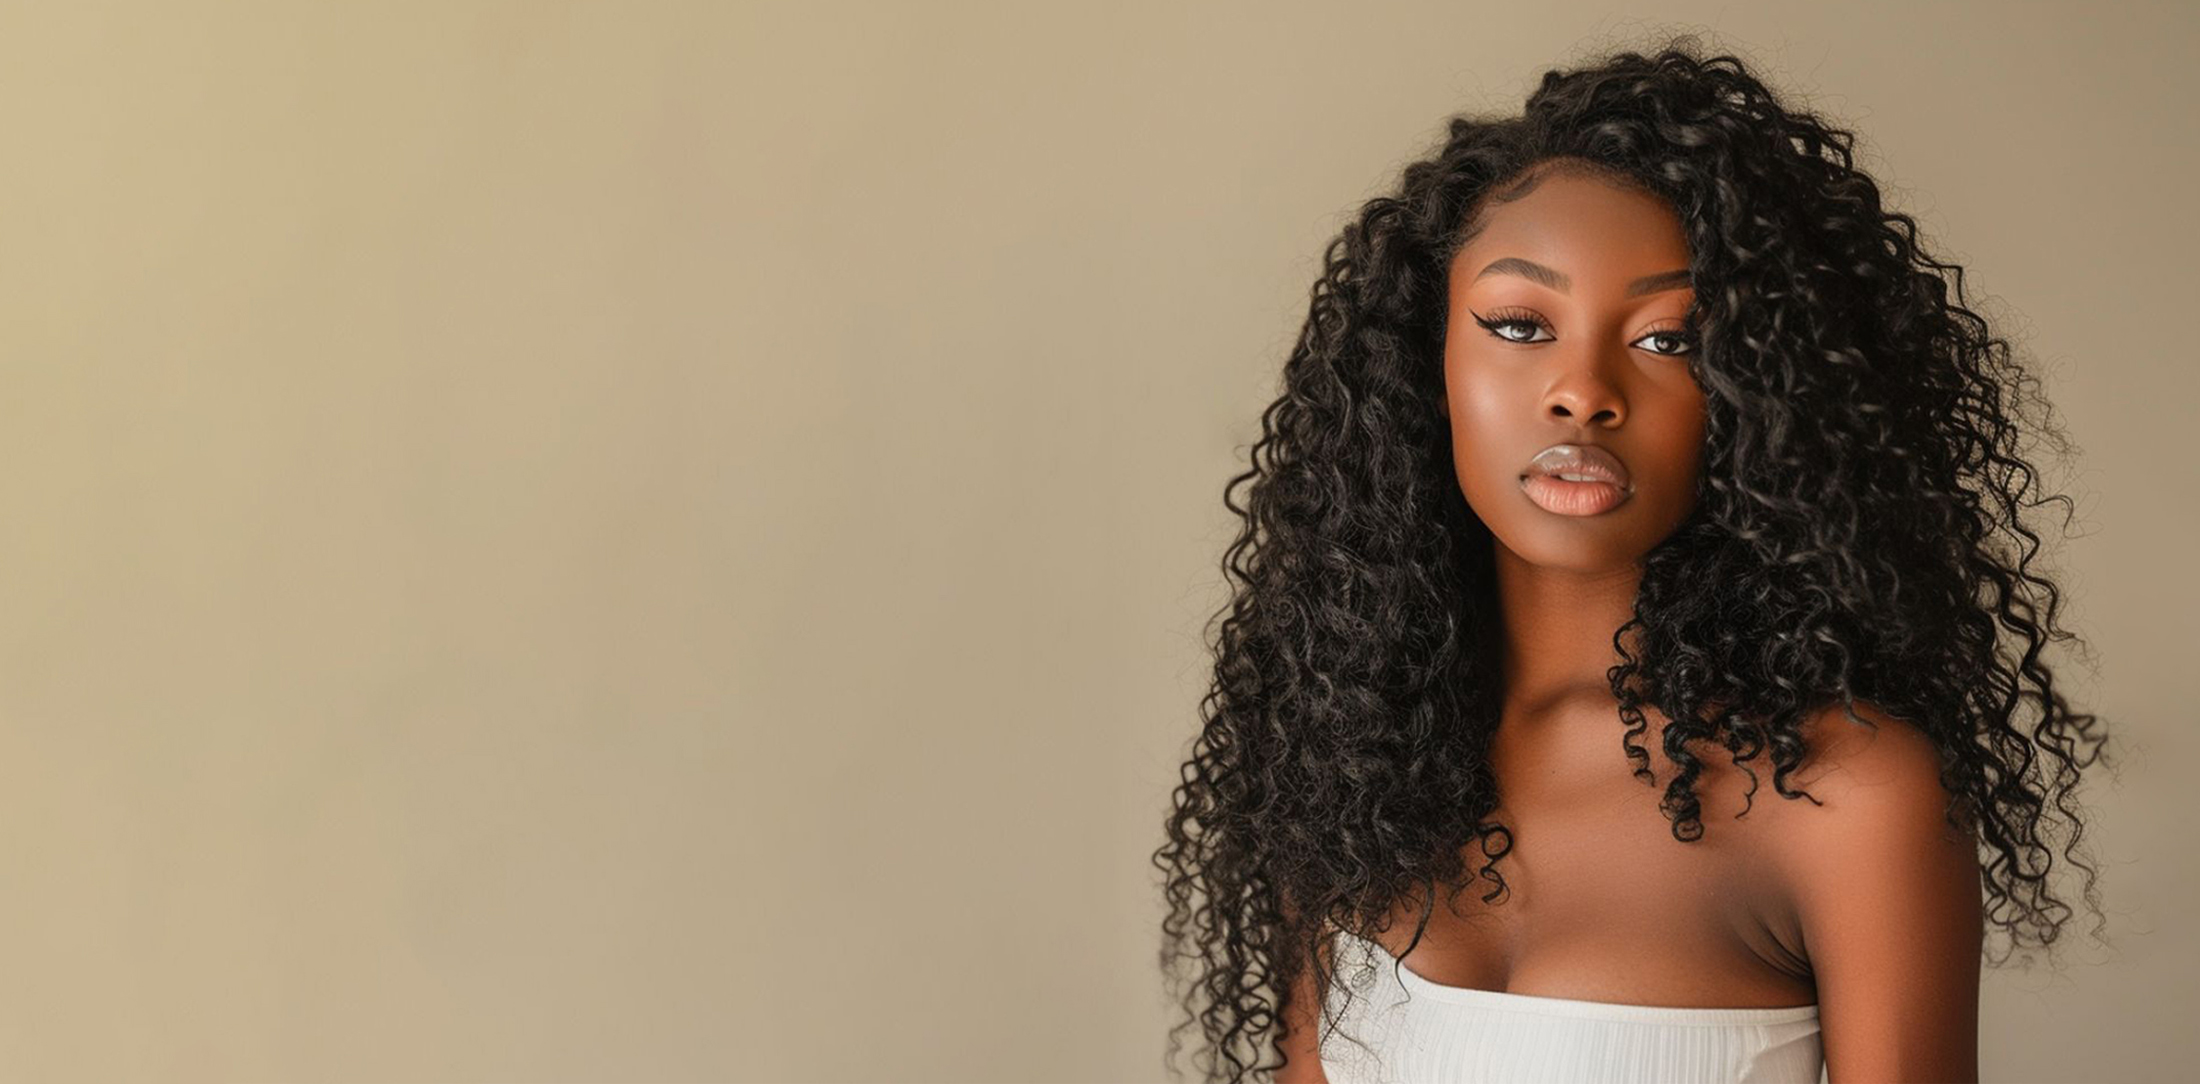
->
[[1362, 715, 1813, 1006]]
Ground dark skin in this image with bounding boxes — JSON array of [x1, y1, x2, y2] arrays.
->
[[1276, 161, 1983, 1083]]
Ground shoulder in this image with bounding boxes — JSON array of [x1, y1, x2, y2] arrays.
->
[[1791, 699, 1964, 827], [1754, 697, 1979, 884], [1697, 698, 1967, 847], [1786, 699, 1980, 839], [1755, 698, 1985, 1078]]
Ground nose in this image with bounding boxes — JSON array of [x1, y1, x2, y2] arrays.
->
[[1540, 347, 1627, 428]]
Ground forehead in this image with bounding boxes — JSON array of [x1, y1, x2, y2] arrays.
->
[[1451, 170, 1692, 276]]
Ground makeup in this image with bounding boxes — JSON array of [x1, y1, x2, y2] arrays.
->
[[1519, 443, 1634, 516], [1520, 474, 1630, 515]]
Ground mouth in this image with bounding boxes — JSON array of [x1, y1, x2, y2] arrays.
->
[[1519, 443, 1634, 516], [1521, 442, 1632, 487]]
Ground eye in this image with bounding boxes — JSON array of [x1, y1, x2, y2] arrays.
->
[[1631, 326, 1698, 357], [1469, 308, 1554, 344], [1469, 309, 1698, 357]]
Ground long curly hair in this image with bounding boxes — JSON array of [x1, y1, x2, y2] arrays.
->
[[1150, 35, 2115, 1084]]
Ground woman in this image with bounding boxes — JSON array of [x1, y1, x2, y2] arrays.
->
[[1152, 38, 2109, 1084]]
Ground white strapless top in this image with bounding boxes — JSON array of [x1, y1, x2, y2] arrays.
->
[[1320, 929, 1826, 1084]]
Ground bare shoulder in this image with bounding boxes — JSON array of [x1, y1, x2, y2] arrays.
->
[[1759, 705, 1986, 1078], [1682, 699, 1961, 831], [1686, 698, 1977, 920], [1793, 700, 1966, 829], [1734, 698, 1975, 863]]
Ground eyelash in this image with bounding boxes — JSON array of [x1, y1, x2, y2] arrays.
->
[[1469, 308, 1699, 357]]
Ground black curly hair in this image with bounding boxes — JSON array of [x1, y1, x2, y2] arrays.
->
[[1150, 34, 2116, 1084]]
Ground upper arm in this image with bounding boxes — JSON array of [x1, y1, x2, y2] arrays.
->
[[1772, 701, 1984, 1083]]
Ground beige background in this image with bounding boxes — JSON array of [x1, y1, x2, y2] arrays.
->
[[0, 2, 2191, 1081]]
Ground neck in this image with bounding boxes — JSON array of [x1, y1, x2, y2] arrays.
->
[[1490, 545, 1642, 720]]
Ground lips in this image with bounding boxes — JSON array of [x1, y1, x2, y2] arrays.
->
[[1521, 443, 1632, 490]]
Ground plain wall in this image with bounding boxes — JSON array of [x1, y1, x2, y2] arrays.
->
[[0, 2, 2191, 1081]]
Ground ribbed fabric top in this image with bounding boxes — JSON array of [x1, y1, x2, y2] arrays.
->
[[1319, 929, 1826, 1084]]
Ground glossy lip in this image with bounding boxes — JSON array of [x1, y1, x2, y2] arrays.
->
[[1521, 442, 1633, 489], [1518, 443, 1634, 516], [1521, 474, 1631, 515]]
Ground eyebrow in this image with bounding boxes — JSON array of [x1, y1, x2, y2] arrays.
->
[[1470, 257, 1692, 298]]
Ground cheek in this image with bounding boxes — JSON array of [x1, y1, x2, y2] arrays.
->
[[1443, 358, 1511, 433], [1672, 394, 1709, 470], [1651, 398, 1710, 511], [1442, 366, 1524, 496]]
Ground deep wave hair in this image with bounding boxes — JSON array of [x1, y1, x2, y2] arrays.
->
[[1150, 35, 2115, 1084]]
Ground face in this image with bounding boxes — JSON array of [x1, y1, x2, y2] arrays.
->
[[1442, 165, 1708, 576]]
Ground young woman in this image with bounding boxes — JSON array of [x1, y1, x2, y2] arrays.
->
[[1152, 39, 2109, 1084]]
